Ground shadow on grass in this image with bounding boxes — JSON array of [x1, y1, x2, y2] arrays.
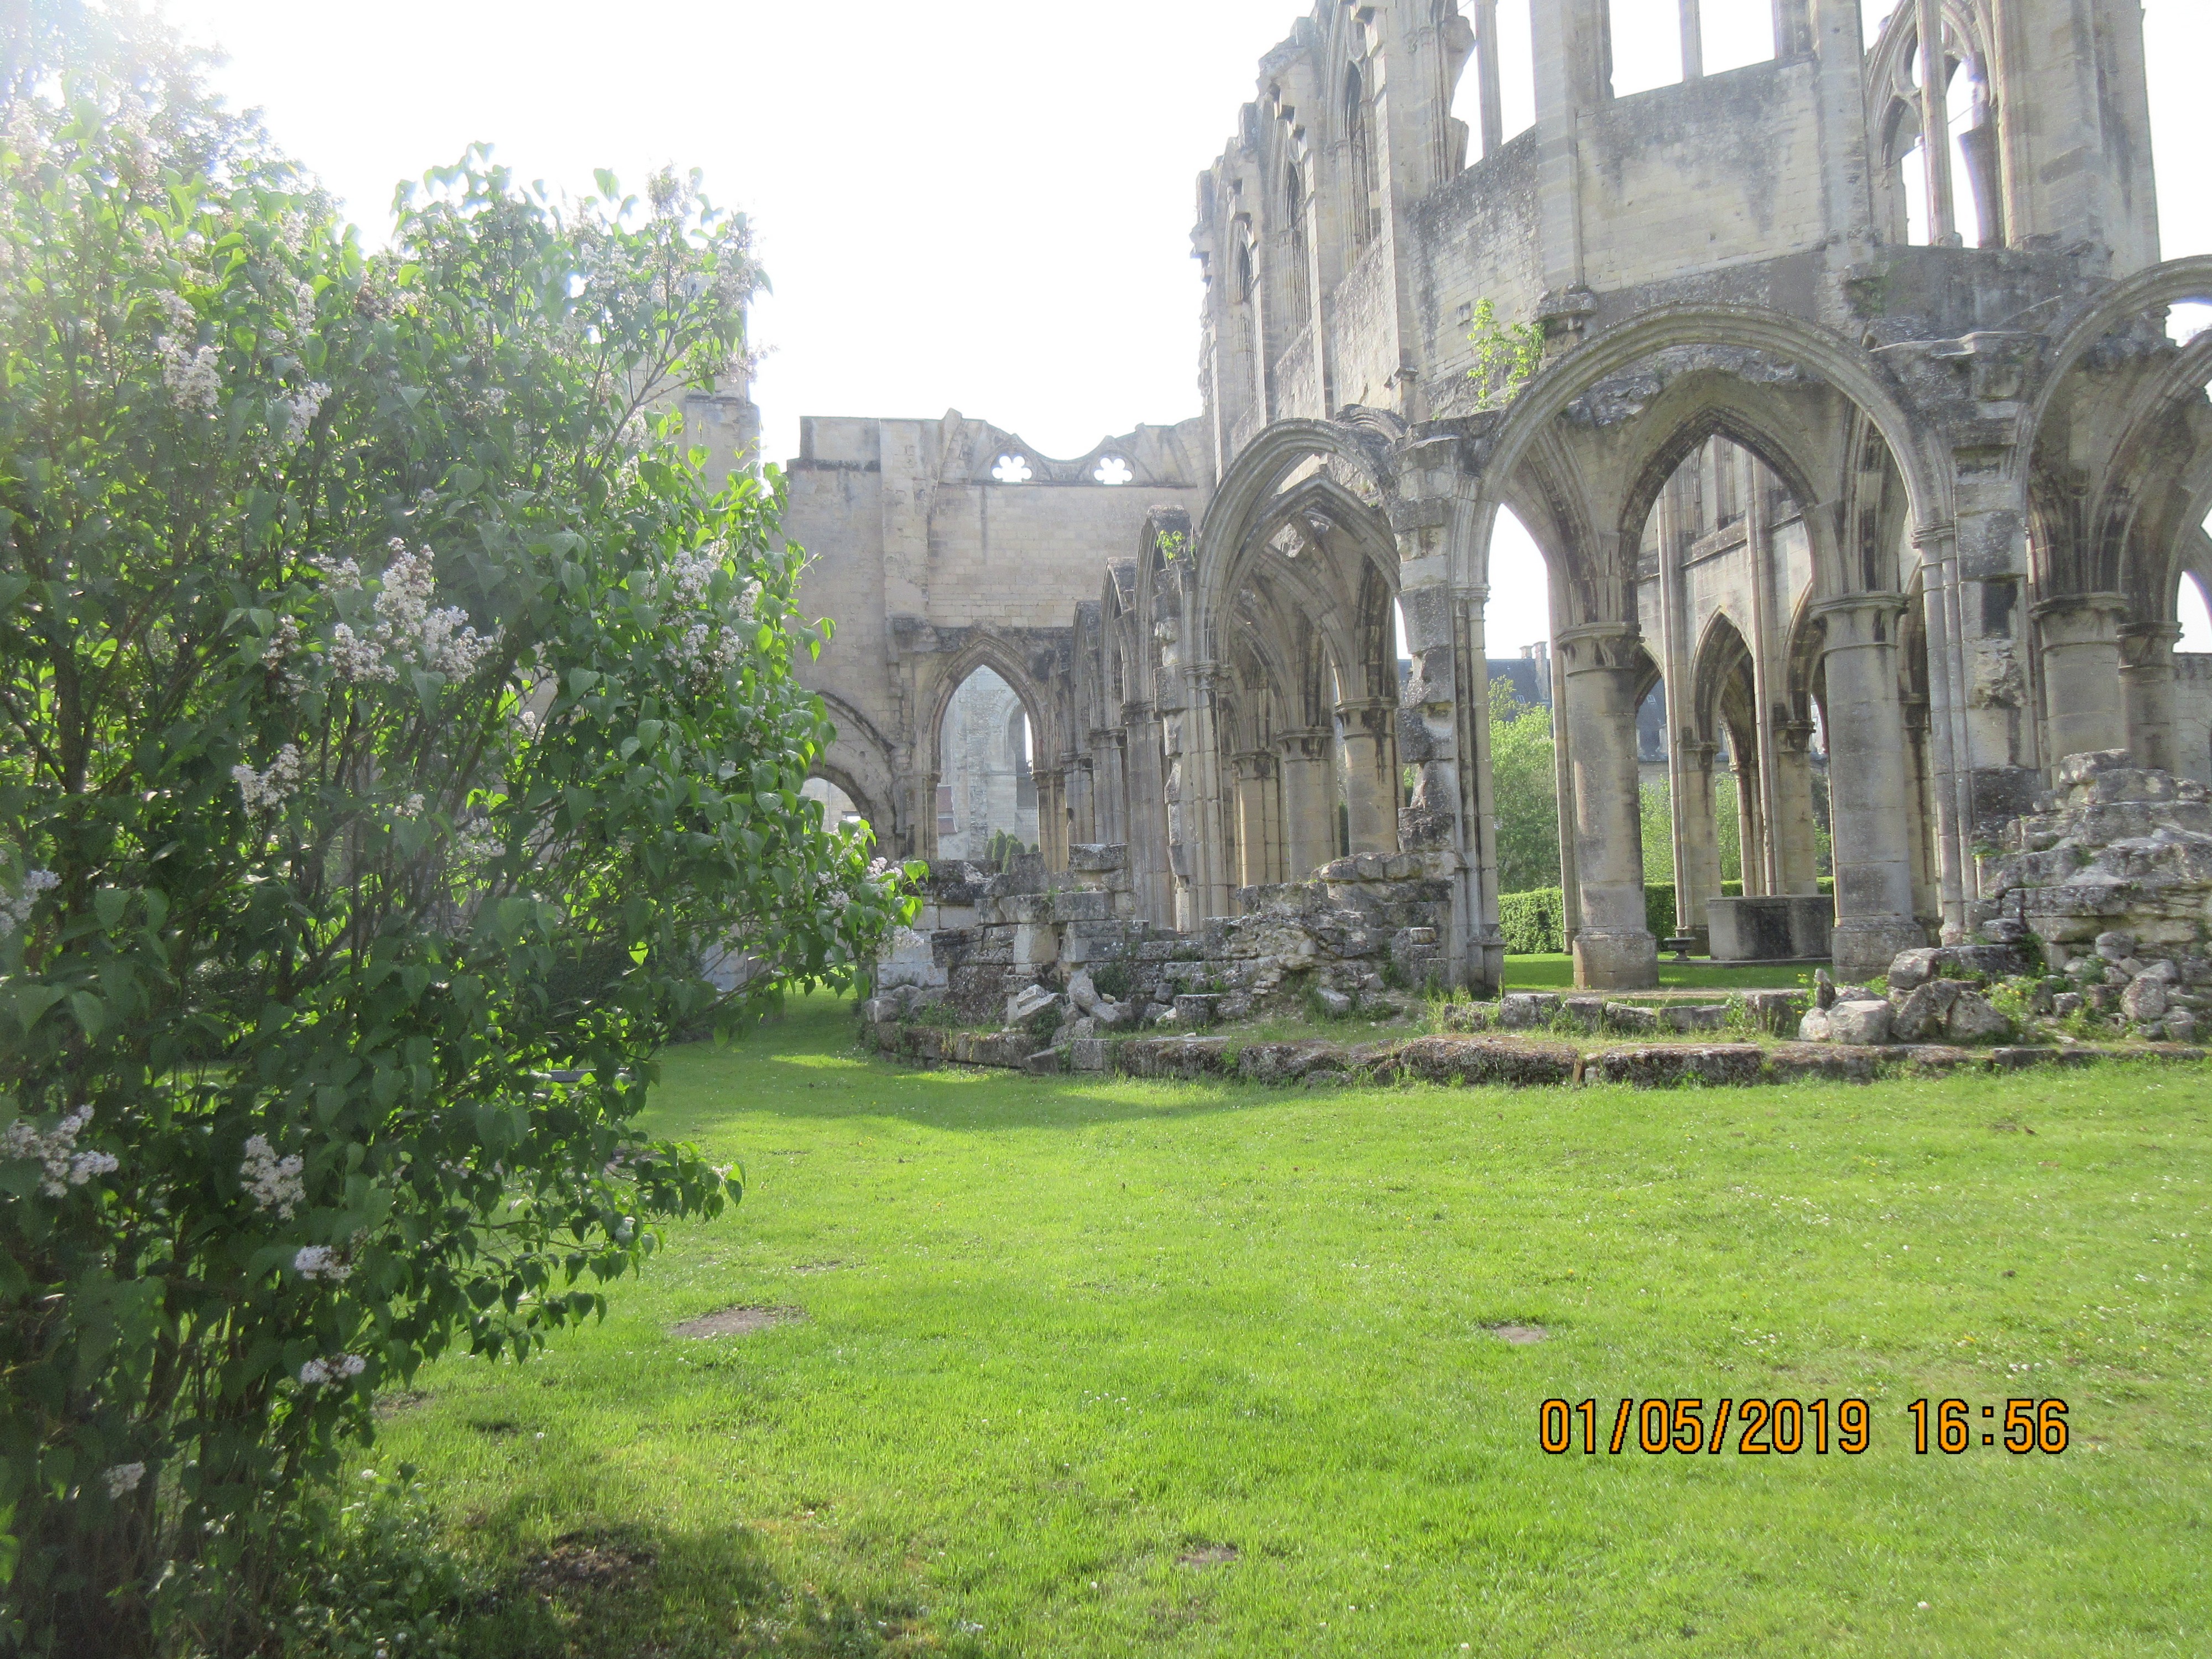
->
[[451, 1506, 987, 1659]]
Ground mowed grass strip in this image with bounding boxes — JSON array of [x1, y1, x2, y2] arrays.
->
[[378, 993, 2210, 1658]]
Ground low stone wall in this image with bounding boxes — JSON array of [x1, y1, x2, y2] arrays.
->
[[860, 1018, 2203, 1089], [875, 844, 1453, 1028]]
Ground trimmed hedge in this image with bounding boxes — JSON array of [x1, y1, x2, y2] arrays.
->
[[1499, 880, 1835, 954]]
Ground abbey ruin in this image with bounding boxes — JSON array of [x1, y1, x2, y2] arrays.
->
[[754, 0, 2212, 993]]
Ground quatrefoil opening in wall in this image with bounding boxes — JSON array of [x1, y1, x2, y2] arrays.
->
[[1092, 455, 1134, 486], [991, 453, 1034, 483]]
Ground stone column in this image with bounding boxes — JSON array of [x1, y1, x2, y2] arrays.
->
[[1681, 740, 1724, 945], [1179, 664, 1236, 925], [1337, 697, 1400, 855], [1034, 769, 1066, 871], [1276, 728, 1337, 880], [1064, 755, 1095, 847], [1556, 622, 1658, 990], [1233, 751, 1282, 889], [2036, 593, 2130, 766], [1817, 594, 1927, 979], [1123, 703, 1175, 927], [2121, 620, 2183, 774], [1090, 728, 1127, 847], [1733, 748, 1765, 898], [1773, 721, 1822, 895]]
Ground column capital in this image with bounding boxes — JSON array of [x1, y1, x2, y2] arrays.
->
[[2119, 619, 2183, 667], [1090, 725, 1129, 750], [2031, 589, 2130, 624], [1553, 620, 1645, 675], [1812, 591, 1907, 650]]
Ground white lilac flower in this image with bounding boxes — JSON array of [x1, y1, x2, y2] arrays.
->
[[319, 542, 498, 685], [233, 743, 308, 815], [298, 1353, 368, 1389], [103, 1463, 147, 1499], [292, 1244, 352, 1282], [160, 340, 222, 416], [3, 1107, 111, 1198], [239, 1134, 305, 1219], [1, 867, 59, 937], [281, 382, 331, 447]]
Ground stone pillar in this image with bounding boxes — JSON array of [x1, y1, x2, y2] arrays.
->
[[1034, 769, 1066, 871], [1817, 594, 1926, 979], [1276, 728, 1337, 880], [2036, 594, 2130, 767], [2121, 620, 2183, 774], [1733, 749, 1765, 898], [1681, 740, 1725, 946], [1556, 622, 1658, 990], [1090, 728, 1127, 847], [1233, 751, 1282, 889], [1064, 755, 1095, 847], [1123, 703, 1175, 927], [1337, 697, 1399, 855], [1773, 721, 1823, 895], [1178, 665, 1236, 926], [1915, 0, 1959, 246]]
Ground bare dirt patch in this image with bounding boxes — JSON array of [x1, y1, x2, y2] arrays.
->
[[671, 1305, 804, 1338], [1177, 1542, 1240, 1568], [521, 1532, 654, 1596], [1487, 1324, 1550, 1344]]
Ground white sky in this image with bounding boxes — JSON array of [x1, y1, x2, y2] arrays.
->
[[160, 0, 2212, 656]]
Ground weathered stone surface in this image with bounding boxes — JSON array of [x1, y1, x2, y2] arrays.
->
[[1024, 1046, 1068, 1075], [1439, 1001, 1494, 1032], [1359, 1037, 1579, 1088], [2121, 977, 2170, 1024], [1237, 1040, 1349, 1085], [1604, 1003, 1661, 1034], [1498, 993, 1559, 1030], [1005, 984, 1060, 1026], [1797, 1008, 1834, 1042], [1583, 1045, 1765, 1088], [1765, 1044, 1888, 1083], [1890, 979, 1964, 1042], [1114, 1037, 1233, 1079], [1559, 995, 1607, 1032], [1828, 1000, 1895, 1045], [1068, 1038, 1108, 1072], [1944, 992, 2013, 1045], [1660, 1004, 1730, 1033], [1172, 993, 1222, 1026], [1315, 988, 1354, 1016], [1742, 990, 1806, 1035]]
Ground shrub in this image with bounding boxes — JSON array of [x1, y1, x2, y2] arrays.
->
[[0, 30, 911, 1653]]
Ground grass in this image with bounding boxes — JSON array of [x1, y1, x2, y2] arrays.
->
[[375, 992, 2210, 1657], [1500, 953, 1822, 992]]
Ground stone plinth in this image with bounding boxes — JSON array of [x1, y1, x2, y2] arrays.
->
[[1707, 896, 1833, 962]]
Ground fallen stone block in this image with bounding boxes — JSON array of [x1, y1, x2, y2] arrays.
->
[[1582, 1045, 1765, 1087], [1558, 996, 1606, 1032], [1829, 1000, 1895, 1045], [1797, 1009, 1834, 1042], [1068, 1038, 1109, 1073], [1498, 993, 1559, 1030], [1943, 990, 2014, 1045], [1439, 1001, 1494, 1032], [1315, 988, 1354, 1017], [1890, 1044, 1976, 1073], [1173, 993, 1222, 1026], [1742, 990, 1805, 1035], [1604, 1003, 1660, 1034], [1024, 1047, 1068, 1076], [1661, 1004, 1730, 1033]]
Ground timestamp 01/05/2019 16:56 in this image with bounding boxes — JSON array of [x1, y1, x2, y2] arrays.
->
[[1537, 1397, 2072, 1456]]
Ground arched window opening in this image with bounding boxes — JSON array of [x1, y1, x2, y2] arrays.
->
[[1345, 61, 1381, 247], [2167, 299, 2212, 348], [1900, 25, 1990, 247], [1234, 234, 1256, 306], [801, 776, 863, 831], [2179, 571, 2212, 652], [1453, 1, 1536, 164], [1093, 455, 1134, 486], [990, 452, 1034, 484], [936, 667, 1039, 863], [1284, 159, 1312, 325]]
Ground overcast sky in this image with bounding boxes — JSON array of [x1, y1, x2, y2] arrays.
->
[[160, 1, 2212, 653]]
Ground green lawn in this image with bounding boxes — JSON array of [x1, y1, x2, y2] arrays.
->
[[378, 993, 2210, 1657], [1499, 953, 1822, 992]]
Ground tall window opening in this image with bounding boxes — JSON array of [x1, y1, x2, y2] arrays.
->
[[1284, 159, 1312, 324], [1608, 1, 1685, 97], [1699, 0, 1776, 75], [1453, 1, 1536, 165], [1346, 61, 1381, 246], [1900, 23, 1990, 247], [936, 667, 1039, 863]]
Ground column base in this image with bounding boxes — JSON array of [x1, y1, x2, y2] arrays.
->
[[1832, 916, 1928, 983], [1573, 929, 1659, 991]]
